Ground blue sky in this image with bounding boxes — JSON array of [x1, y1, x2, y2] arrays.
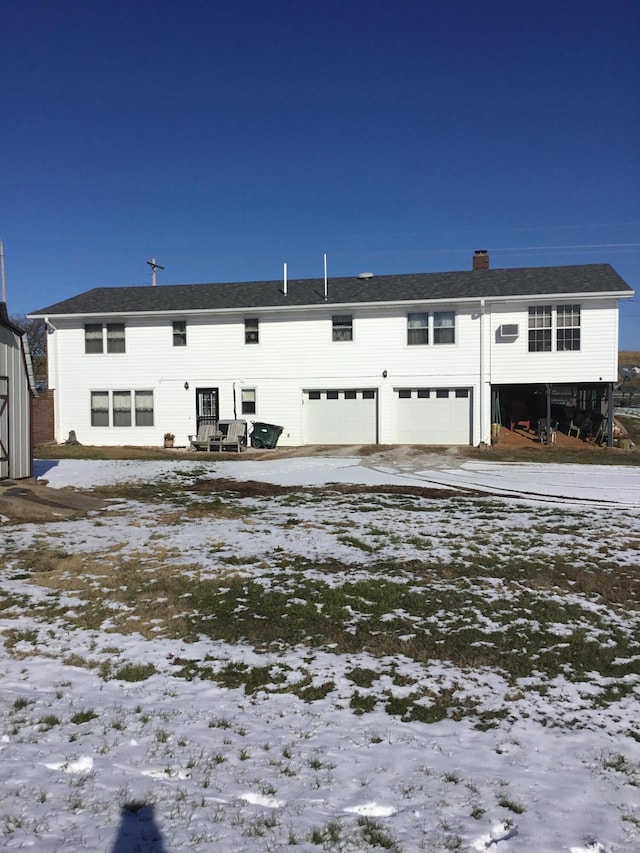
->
[[2, 0, 639, 348]]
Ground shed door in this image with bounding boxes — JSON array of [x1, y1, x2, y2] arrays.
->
[[0, 377, 8, 479], [303, 389, 378, 444]]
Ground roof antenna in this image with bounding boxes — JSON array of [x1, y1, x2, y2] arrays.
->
[[146, 257, 165, 286], [323, 253, 328, 301]]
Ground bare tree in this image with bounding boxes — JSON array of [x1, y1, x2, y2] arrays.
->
[[9, 314, 47, 385]]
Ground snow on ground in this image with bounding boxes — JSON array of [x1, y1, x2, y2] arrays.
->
[[1, 456, 640, 852]]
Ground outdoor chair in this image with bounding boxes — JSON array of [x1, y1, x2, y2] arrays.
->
[[214, 420, 246, 453], [188, 422, 222, 451], [567, 420, 581, 439]]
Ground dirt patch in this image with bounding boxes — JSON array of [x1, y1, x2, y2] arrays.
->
[[191, 477, 481, 500], [0, 480, 106, 525]]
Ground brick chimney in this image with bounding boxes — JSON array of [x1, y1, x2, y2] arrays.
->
[[472, 249, 489, 270]]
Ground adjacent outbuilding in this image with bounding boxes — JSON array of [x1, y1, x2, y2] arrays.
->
[[0, 303, 36, 479]]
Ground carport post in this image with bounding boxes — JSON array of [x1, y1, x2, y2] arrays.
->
[[545, 383, 552, 446]]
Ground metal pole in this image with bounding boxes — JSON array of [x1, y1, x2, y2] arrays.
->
[[0, 241, 6, 304], [324, 254, 328, 301]]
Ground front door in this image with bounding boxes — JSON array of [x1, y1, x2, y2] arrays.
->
[[196, 387, 219, 430]]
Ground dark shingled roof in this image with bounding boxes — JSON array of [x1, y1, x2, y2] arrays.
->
[[30, 264, 632, 317]]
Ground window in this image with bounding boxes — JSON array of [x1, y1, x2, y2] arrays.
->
[[455, 389, 469, 398], [241, 388, 256, 415], [398, 389, 412, 399], [106, 323, 125, 353], [327, 391, 339, 399], [135, 390, 154, 426], [308, 391, 321, 400], [245, 319, 259, 344], [417, 389, 430, 398], [90, 391, 109, 426], [434, 311, 455, 344], [344, 390, 357, 400], [173, 321, 187, 347], [557, 304, 580, 351], [407, 312, 429, 345], [85, 324, 103, 354], [436, 389, 449, 398], [332, 315, 353, 341], [362, 390, 375, 399], [528, 306, 552, 352], [113, 391, 131, 426]]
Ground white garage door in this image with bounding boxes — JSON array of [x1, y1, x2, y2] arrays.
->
[[392, 387, 472, 445], [303, 389, 378, 444]]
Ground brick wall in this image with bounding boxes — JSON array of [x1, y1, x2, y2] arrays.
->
[[32, 390, 55, 445]]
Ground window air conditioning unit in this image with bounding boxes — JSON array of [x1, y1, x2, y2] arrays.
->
[[501, 324, 519, 337]]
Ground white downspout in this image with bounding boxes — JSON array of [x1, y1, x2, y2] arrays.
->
[[44, 317, 61, 441]]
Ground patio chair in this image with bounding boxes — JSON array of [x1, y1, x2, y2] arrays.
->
[[214, 420, 246, 453], [567, 419, 581, 439], [188, 422, 222, 451]]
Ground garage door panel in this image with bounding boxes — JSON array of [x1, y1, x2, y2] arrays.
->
[[304, 389, 377, 444], [393, 388, 471, 445]]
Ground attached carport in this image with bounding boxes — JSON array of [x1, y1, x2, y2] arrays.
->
[[302, 388, 378, 444]]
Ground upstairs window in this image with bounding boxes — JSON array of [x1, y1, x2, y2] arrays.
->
[[106, 323, 126, 353], [85, 324, 103, 354], [434, 311, 455, 344], [173, 321, 187, 347], [332, 315, 353, 342], [557, 304, 581, 351], [241, 388, 256, 414], [407, 312, 429, 345], [245, 318, 259, 344], [528, 306, 552, 352]]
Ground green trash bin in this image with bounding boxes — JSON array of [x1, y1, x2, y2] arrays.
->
[[250, 422, 284, 449]]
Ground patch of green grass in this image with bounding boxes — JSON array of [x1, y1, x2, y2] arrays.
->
[[70, 709, 99, 724], [113, 662, 157, 682]]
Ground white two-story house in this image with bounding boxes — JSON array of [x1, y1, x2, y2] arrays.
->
[[30, 251, 633, 448]]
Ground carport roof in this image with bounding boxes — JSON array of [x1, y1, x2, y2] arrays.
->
[[30, 263, 632, 317]]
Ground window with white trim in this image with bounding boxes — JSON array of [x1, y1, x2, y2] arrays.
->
[[245, 319, 259, 344], [113, 391, 132, 426], [434, 311, 455, 344], [85, 324, 104, 354], [106, 323, 126, 353], [332, 315, 353, 341], [173, 321, 187, 346], [90, 391, 109, 426], [556, 304, 581, 351], [135, 390, 154, 426], [528, 306, 552, 352], [407, 312, 429, 345], [241, 388, 256, 415]]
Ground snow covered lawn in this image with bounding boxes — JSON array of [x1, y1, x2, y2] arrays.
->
[[1, 456, 640, 852]]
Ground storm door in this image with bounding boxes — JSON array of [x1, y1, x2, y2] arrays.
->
[[196, 387, 219, 430]]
